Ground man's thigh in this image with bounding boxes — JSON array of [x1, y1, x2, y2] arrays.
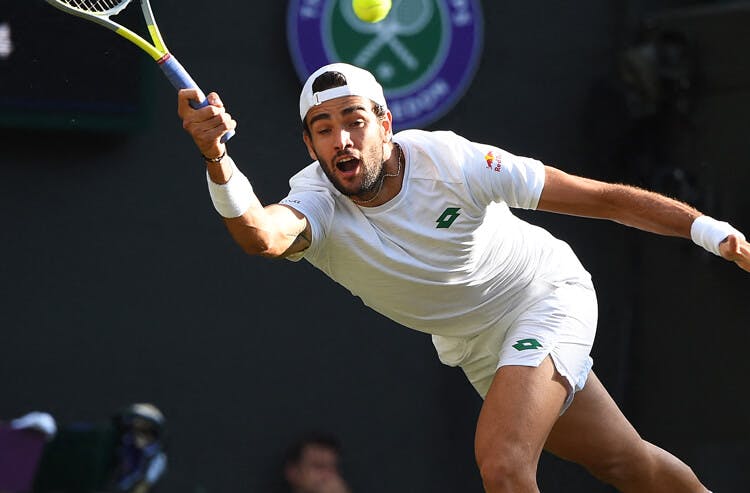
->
[[544, 371, 645, 468], [475, 356, 569, 467]]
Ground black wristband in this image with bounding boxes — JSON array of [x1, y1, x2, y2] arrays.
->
[[202, 149, 226, 163]]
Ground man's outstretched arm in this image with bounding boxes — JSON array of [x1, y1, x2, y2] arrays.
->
[[537, 165, 749, 272], [178, 89, 311, 259]]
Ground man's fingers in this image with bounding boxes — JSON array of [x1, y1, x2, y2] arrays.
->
[[183, 112, 237, 157], [734, 240, 750, 272], [181, 104, 226, 127], [177, 88, 204, 116], [206, 92, 224, 108], [733, 252, 750, 272], [179, 94, 235, 138], [720, 235, 750, 273], [178, 89, 225, 116], [177, 89, 235, 156]]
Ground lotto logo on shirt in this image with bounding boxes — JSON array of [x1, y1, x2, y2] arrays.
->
[[485, 150, 502, 172], [436, 207, 461, 228]]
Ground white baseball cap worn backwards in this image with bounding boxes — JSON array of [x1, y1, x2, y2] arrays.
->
[[299, 63, 388, 121]]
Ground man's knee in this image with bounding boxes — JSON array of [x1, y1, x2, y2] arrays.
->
[[476, 451, 537, 492]]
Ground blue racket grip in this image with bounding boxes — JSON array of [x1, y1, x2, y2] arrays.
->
[[159, 55, 235, 143]]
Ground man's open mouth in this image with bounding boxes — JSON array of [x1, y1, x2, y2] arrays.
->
[[336, 156, 360, 173]]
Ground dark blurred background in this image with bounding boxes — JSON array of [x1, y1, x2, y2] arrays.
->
[[1, 1, 748, 492]]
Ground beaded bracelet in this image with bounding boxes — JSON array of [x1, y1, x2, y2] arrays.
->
[[202, 149, 227, 163]]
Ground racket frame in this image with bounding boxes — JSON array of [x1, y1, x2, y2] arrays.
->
[[46, 0, 167, 60], [45, 0, 235, 141]]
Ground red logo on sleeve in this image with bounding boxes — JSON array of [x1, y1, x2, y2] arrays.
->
[[485, 150, 502, 172]]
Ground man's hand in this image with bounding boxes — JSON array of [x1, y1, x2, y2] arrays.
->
[[177, 89, 237, 160], [719, 234, 750, 272]]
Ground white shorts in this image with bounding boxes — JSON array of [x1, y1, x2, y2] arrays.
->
[[432, 279, 598, 413]]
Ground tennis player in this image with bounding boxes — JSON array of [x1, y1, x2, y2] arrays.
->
[[177, 63, 748, 492]]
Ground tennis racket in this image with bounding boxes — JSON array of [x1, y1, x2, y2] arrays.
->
[[45, 0, 234, 142]]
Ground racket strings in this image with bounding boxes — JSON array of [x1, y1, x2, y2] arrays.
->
[[57, 0, 131, 15]]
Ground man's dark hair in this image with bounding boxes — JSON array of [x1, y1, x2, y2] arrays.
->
[[283, 431, 342, 466], [302, 71, 387, 133]]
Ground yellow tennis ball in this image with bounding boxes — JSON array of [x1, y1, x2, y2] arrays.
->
[[352, 0, 392, 23]]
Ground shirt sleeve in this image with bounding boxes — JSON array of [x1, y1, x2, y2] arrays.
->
[[457, 136, 546, 210], [279, 166, 335, 262]]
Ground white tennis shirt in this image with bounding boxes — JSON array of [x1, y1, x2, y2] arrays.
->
[[280, 129, 590, 337]]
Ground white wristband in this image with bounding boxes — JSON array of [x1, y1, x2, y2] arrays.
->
[[206, 157, 254, 218], [690, 215, 745, 256]]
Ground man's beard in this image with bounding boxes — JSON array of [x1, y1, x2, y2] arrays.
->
[[319, 143, 385, 197]]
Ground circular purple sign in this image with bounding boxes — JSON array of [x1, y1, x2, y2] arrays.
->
[[287, 0, 484, 129]]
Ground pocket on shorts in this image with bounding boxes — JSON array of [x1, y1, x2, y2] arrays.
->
[[431, 334, 470, 367]]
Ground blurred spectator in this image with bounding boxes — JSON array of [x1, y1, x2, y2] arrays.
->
[[282, 433, 351, 493], [111, 403, 167, 493], [0, 412, 56, 493], [32, 403, 166, 493]]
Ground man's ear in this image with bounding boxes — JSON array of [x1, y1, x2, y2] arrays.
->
[[381, 110, 393, 142], [302, 131, 318, 160]]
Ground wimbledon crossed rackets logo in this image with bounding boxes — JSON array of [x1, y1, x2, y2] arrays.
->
[[287, 0, 483, 129]]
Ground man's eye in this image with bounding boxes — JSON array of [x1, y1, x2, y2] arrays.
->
[[317, 128, 331, 135], [350, 120, 365, 128]]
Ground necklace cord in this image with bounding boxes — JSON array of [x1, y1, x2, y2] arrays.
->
[[353, 143, 403, 205]]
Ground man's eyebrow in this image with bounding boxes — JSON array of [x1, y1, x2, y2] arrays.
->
[[342, 105, 368, 115], [308, 105, 368, 127], [308, 112, 331, 127]]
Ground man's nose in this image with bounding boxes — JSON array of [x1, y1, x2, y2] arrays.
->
[[335, 129, 353, 149]]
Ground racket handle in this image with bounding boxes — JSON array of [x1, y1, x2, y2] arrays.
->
[[159, 54, 235, 143]]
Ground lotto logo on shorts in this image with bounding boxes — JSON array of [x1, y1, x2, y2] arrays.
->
[[512, 339, 542, 351]]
